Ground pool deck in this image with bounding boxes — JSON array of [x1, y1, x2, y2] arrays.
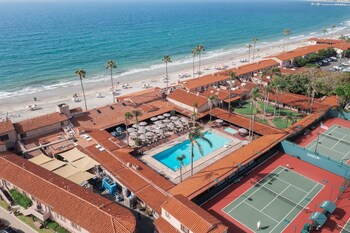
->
[[140, 128, 246, 183]]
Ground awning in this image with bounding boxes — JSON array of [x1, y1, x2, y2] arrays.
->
[[58, 148, 86, 163], [71, 156, 100, 171], [320, 200, 336, 213], [53, 164, 80, 178], [309, 212, 327, 226], [66, 171, 96, 185], [41, 160, 67, 171], [29, 154, 54, 165]]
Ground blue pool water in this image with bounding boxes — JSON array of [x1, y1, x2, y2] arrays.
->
[[224, 127, 238, 135], [153, 131, 231, 171]]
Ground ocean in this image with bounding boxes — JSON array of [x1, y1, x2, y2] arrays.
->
[[1, 0, 350, 99]]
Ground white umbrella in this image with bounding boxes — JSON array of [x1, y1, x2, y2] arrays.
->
[[150, 117, 158, 121], [157, 115, 165, 120], [163, 113, 171, 117], [139, 135, 146, 141], [163, 119, 171, 123], [180, 117, 188, 123], [129, 132, 137, 137], [170, 116, 178, 120], [127, 128, 136, 133], [238, 128, 248, 134], [158, 123, 165, 128], [138, 128, 146, 134], [156, 129, 164, 134], [139, 121, 147, 126], [215, 119, 223, 123], [145, 126, 153, 131], [146, 132, 154, 137], [132, 124, 139, 128]]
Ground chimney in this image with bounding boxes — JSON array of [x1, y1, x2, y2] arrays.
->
[[57, 103, 71, 118]]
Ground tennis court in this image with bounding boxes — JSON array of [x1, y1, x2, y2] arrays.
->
[[340, 219, 350, 233], [306, 124, 350, 163], [222, 166, 323, 233]]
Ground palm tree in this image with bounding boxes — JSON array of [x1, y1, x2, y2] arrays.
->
[[208, 95, 218, 122], [248, 87, 260, 140], [124, 112, 133, 145], [131, 110, 142, 124], [176, 154, 186, 182], [252, 37, 259, 62], [106, 60, 117, 103], [196, 44, 205, 75], [263, 84, 273, 118], [162, 55, 172, 88], [227, 72, 240, 113], [191, 103, 199, 126], [283, 28, 292, 52], [75, 69, 88, 111], [189, 126, 213, 176], [192, 47, 198, 78], [331, 25, 336, 35], [322, 28, 328, 38], [247, 44, 253, 63]]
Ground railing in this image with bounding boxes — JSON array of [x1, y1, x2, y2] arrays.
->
[[22, 206, 51, 221]]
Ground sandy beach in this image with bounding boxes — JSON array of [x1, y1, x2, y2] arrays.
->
[[1, 30, 349, 122]]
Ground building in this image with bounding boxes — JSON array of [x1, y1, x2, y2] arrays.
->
[[154, 195, 228, 233], [308, 38, 342, 45], [0, 119, 16, 151], [13, 112, 69, 140], [0, 152, 136, 233], [167, 89, 210, 113]]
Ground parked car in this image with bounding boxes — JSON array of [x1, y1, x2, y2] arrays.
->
[[0, 226, 16, 233], [330, 56, 337, 61]]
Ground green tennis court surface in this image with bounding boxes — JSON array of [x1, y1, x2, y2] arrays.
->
[[306, 125, 350, 162], [340, 219, 350, 233], [223, 166, 323, 233]]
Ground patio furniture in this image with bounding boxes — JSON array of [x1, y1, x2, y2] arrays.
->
[[163, 113, 171, 117], [139, 121, 147, 126]]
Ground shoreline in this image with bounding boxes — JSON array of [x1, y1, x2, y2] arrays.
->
[[2, 27, 350, 122]]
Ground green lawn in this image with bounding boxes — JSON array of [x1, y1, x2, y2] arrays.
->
[[258, 101, 300, 117], [0, 199, 9, 210], [18, 215, 56, 233], [233, 102, 255, 115], [272, 117, 298, 130], [255, 117, 269, 125]]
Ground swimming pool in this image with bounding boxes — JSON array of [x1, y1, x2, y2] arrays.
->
[[224, 127, 238, 134], [153, 131, 231, 171]]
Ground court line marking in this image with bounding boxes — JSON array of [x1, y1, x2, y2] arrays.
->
[[340, 218, 350, 233], [330, 134, 346, 150], [223, 167, 286, 215], [305, 125, 338, 149], [260, 184, 291, 212], [271, 176, 308, 194], [270, 182, 321, 233], [240, 200, 279, 223], [313, 143, 346, 159], [278, 182, 324, 233]]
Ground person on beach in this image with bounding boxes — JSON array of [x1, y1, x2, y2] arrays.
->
[[34, 97, 37, 101]]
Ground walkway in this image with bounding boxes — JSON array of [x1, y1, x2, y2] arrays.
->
[[0, 207, 37, 233]]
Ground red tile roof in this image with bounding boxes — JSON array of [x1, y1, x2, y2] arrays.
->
[[13, 112, 68, 134], [333, 42, 350, 51], [161, 195, 228, 233], [201, 87, 231, 101], [167, 89, 208, 108], [153, 217, 179, 233], [116, 88, 162, 105], [170, 133, 287, 199], [211, 108, 283, 135], [0, 120, 15, 134], [308, 38, 342, 44], [273, 44, 331, 61], [0, 152, 136, 233]]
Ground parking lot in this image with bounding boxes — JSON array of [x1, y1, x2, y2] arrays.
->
[[320, 57, 350, 72]]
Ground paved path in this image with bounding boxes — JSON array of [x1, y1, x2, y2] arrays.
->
[[0, 207, 37, 233]]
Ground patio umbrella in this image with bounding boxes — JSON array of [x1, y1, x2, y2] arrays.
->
[[156, 129, 164, 134], [127, 128, 136, 133], [139, 135, 146, 141], [145, 126, 153, 131], [157, 115, 165, 120], [180, 117, 188, 123], [146, 132, 154, 137], [150, 117, 158, 121], [163, 113, 171, 117], [170, 116, 179, 120], [138, 128, 146, 134], [163, 119, 171, 123], [158, 123, 165, 128], [139, 121, 147, 126], [132, 124, 139, 128], [215, 119, 223, 123]]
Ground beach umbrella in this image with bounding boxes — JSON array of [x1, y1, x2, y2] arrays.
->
[[215, 119, 223, 123], [139, 121, 147, 126], [157, 115, 165, 120], [150, 117, 158, 121], [127, 128, 136, 133], [163, 113, 171, 117], [132, 124, 139, 128], [163, 119, 171, 123], [170, 116, 179, 120]]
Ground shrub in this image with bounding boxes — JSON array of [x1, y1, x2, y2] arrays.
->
[[9, 189, 32, 209]]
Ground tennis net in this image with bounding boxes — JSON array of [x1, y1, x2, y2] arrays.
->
[[321, 133, 350, 146], [251, 180, 308, 211]]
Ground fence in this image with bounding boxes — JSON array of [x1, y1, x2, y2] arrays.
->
[[281, 140, 350, 179], [327, 109, 350, 121]]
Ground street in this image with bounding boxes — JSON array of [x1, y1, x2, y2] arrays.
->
[[0, 207, 37, 233]]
